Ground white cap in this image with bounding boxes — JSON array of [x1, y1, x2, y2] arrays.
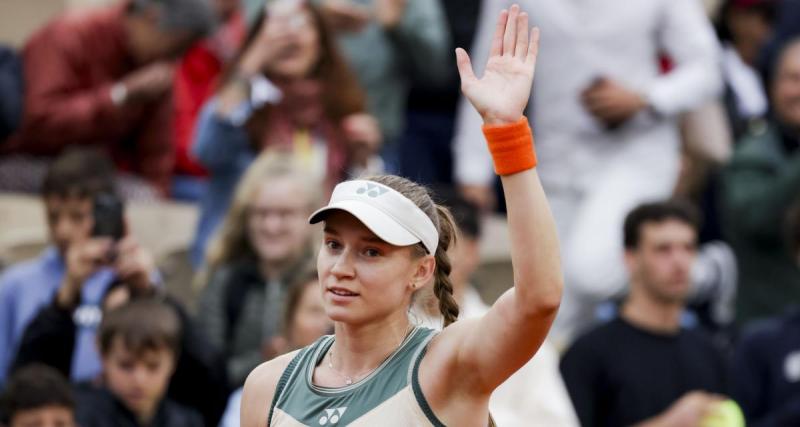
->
[[308, 180, 439, 254]]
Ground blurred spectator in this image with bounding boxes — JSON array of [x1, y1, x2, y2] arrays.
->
[[731, 206, 800, 427], [397, 0, 482, 186], [191, 1, 378, 265], [561, 201, 728, 427], [722, 37, 800, 323], [73, 298, 202, 427], [758, 0, 800, 82], [0, 46, 23, 142], [172, 0, 246, 200], [0, 149, 159, 386], [454, 0, 722, 346], [12, 280, 229, 427], [410, 188, 579, 427], [218, 268, 331, 427], [716, 0, 777, 139], [319, 0, 450, 169], [0, 364, 76, 427], [0, 0, 215, 197], [196, 152, 320, 388]]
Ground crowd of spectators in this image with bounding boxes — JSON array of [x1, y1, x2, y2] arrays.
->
[[1, 0, 799, 426]]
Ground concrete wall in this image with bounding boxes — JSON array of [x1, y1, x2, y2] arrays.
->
[[0, 0, 114, 48]]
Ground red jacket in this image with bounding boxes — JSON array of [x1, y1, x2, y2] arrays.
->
[[173, 12, 245, 177], [5, 4, 174, 194]]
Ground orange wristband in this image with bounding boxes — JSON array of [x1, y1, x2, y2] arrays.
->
[[482, 117, 537, 175]]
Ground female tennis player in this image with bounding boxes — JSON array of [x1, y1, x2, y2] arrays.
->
[[241, 4, 562, 426]]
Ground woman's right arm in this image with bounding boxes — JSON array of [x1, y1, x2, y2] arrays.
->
[[240, 351, 299, 427]]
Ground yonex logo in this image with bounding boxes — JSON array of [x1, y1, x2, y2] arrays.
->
[[356, 183, 388, 198], [318, 407, 347, 425]]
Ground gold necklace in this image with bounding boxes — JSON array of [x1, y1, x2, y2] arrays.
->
[[326, 325, 413, 386]]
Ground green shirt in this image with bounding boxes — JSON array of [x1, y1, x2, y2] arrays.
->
[[269, 327, 444, 426]]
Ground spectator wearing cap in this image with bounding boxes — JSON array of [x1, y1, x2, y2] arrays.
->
[[0, 0, 215, 197], [722, 37, 800, 323], [731, 205, 800, 426], [560, 201, 728, 427]]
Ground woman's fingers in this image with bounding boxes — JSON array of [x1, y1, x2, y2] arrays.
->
[[503, 5, 519, 56], [489, 9, 508, 57], [515, 12, 529, 58], [527, 27, 540, 64], [455, 47, 477, 84]]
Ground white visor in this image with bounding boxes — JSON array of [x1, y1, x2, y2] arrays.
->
[[308, 180, 439, 254]]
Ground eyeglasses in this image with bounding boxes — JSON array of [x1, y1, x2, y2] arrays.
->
[[248, 206, 307, 222]]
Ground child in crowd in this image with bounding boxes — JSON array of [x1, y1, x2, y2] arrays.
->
[[73, 298, 202, 427], [0, 364, 76, 427]]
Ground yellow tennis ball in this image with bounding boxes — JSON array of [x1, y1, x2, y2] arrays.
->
[[701, 400, 745, 427]]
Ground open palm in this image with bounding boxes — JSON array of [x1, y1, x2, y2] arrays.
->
[[456, 5, 539, 125]]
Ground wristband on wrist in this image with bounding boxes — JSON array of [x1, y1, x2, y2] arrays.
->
[[482, 117, 537, 175]]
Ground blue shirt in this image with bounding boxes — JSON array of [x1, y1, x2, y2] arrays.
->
[[0, 247, 113, 385]]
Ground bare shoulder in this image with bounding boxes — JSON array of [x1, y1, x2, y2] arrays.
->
[[240, 350, 301, 427]]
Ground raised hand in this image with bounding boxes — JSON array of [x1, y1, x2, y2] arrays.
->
[[456, 5, 538, 125]]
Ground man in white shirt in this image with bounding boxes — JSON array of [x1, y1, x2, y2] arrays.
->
[[453, 0, 722, 346]]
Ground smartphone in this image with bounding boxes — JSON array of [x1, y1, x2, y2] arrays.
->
[[92, 192, 125, 241]]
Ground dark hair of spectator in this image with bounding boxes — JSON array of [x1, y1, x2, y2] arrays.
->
[[40, 148, 116, 199], [433, 186, 482, 239], [0, 364, 74, 424], [98, 298, 181, 359], [623, 200, 700, 250], [223, 3, 365, 141], [715, 0, 777, 43], [281, 267, 321, 337]]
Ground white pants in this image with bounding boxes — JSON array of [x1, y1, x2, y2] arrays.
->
[[544, 131, 680, 348]]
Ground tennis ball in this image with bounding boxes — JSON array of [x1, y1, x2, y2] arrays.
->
[[700, 400, 745, 427]]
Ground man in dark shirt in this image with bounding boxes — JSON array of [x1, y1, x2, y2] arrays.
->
[[560, 201, 728, 427], [731, 205, 800, 426]]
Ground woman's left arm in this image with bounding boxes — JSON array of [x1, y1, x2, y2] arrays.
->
[[425, 4, 562, 398]]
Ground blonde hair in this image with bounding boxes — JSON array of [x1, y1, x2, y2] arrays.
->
[[203, 150, 323, 276]]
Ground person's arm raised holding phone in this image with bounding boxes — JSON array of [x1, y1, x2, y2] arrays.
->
[[418, 4, 562, 424]]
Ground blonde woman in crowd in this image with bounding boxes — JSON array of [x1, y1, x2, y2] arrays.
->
[[197, 151, 321, 388]]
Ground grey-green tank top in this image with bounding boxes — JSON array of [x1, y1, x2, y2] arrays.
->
[[268, 327, 445, 426]]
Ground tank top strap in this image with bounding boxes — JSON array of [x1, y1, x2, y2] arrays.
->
[[269, 327, 440, 426], [269, 335, 334, 424]]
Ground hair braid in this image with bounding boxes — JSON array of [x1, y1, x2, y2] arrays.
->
[[433, 204, 459, 327]]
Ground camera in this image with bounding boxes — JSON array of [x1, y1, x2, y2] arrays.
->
[[91, 192, 124, 241]]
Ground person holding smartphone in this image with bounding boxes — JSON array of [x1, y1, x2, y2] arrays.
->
[[0, 149, 158, 386]]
